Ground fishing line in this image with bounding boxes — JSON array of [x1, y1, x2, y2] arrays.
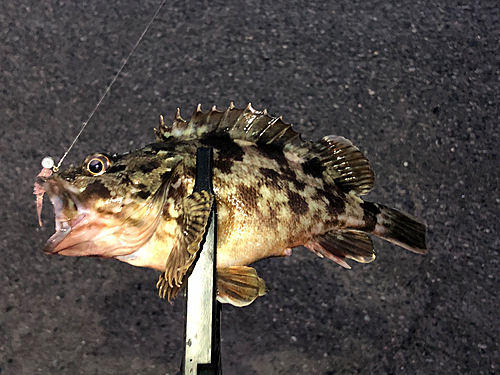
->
[[50, 0, 167, 172]]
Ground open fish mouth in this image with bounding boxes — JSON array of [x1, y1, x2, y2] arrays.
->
[[43, 205, 87, 255], [34, 174, 91, 255], [35, 172, 166, 259]]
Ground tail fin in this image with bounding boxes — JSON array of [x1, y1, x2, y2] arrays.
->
[[364, 202, 427, 254]]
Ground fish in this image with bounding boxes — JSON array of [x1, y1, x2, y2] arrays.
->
[[35, 103, 427, 307]]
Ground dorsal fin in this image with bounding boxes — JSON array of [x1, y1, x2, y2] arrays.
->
[[155, 104, 374, 195], [155, 103, 302, 148], [302, 135, 374, 196]]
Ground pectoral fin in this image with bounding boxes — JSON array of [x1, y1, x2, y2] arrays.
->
[[217, 266, 267, 307], [157, 190, 213, 301]]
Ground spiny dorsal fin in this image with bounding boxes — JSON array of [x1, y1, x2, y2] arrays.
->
[[155, 103, 302, 148], [156, 104, 373, 195]]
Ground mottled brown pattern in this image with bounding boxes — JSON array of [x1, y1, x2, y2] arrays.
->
[[258, 167, 281, 182], [39, 104, 426, 307], [286, 190, 309, 215], [79, 180, 111, 201], [360, 202, 379, 232]]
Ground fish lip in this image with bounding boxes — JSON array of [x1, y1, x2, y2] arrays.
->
[[43, 220, 71, 254], [37, 175, 88, 254], [42, 213, 87, 254]]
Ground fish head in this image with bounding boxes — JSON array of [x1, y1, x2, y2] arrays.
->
[[36, 146, 183, 260]]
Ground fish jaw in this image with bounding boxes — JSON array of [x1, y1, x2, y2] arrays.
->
[[36, 175, 153, 259], [36, 175, 88, 254], [43, 208, 131, 257]]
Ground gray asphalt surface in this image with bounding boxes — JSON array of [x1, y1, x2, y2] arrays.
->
[[1, 0, 499, 374]]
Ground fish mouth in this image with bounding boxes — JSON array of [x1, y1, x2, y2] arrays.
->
[[43, 208, 87, 255], [36, 174, 165, 259], [36, 175, 91, 255]]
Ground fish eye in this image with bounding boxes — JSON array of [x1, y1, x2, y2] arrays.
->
[[85, 154, 111, 176]]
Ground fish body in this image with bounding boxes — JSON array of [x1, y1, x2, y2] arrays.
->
[[36, 104, 427, 306]]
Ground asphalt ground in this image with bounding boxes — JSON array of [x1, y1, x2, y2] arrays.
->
[[1, 0, 499, 374]]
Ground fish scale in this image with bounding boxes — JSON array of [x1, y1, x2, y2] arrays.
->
[[35, 103, 427, 306]]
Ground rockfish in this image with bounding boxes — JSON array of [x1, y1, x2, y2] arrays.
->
[[35, 104, 427, 307]]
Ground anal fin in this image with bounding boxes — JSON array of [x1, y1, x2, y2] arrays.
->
[[217, 266, 267, 307], [305, 230, 375, 269]]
